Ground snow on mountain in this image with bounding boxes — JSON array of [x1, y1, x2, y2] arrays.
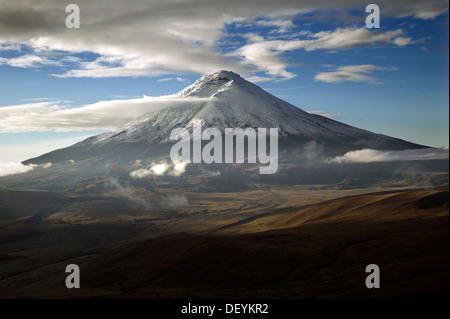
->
[[88, 70, 398, 146], [23, 70, 424, 166]]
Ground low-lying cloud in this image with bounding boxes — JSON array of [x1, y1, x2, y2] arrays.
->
[[130, 160, 187, 178], [0, 162, 33, 177], [327, 148, 449, 163], [0, 162, 52, 177], [105, 177, 150, 207], [163, 194, 189, 208]]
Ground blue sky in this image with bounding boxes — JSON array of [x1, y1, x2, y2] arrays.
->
[[0, 0, 448, 163]]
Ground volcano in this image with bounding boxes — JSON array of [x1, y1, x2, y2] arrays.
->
[[24, 70, 424, 164], [0, 70, 431, 191]]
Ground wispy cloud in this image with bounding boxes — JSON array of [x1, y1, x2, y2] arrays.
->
[[105, 177, 150, 207], [256, 19, 295, 33], [0, 43, 22, 51], [327, 148, 449, 163], [163, 194, 189, 208], [0, 0, 445, 80], [157, 77, 188, 83], [20, 97, 66, 103], [0, 54, 60, 68], [109, 95, 141, 99], [314, 64, 397, 84], [234, 27, 409, 80], [308, 110, 345, 119], [0, 96, 211, 132], [245, 76, 274, 83]]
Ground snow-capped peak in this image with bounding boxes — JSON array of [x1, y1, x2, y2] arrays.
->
[[177, 70, 245, 98], [23, 70, 424, 166], [83, 70, 416, 150]]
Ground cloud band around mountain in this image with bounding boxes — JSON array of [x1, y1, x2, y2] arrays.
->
[[327, 148, 449, 163], [0, 162, 51, 177], [0, 96, 212, 132]]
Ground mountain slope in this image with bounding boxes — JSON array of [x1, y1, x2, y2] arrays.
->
[[24, 70, 424, 166]]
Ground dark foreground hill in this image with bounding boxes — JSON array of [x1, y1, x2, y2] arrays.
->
[[0, 187, 447, 298]]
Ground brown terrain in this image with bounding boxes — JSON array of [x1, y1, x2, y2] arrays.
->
[[0, 186, 447, 298]]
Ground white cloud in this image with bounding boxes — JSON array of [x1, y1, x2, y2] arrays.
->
[[172, 163, 188, 176], [0, 54, 60, 68], [0, 162, 33, 177], [301, 28, 408, 51], [314, 64, 397, 84], [20, 97, 63, 102], [0, 96, 211, 132], [0, 1, 444, 80], [109, 95, 140, 99], [106, 177, 150, 207], [0, 43, 22, 51], [130, 161, 188, 178], [234, 27, 410, 79], [308, 110, 345, 119], [256, 19, 295, 33], [207, 170, 222, 177], [163, 194, 189, 208], [149, 163, 170, 176], [327, 148, 449, 164], [0, 162, 51, 177], [245, 76, 274, 83], [393, 37, 412, 46], [392, 0, 449, 19], [157, 77, 188, 83]]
